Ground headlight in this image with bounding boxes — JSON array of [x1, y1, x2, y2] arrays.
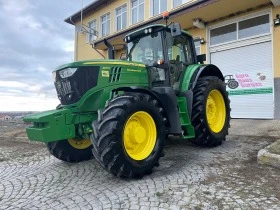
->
[[52, 71, 56, 81], [59, 68, 78, 78]]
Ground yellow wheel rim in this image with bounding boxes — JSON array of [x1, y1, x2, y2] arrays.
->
[[123, 111, 157, 161], [68, 138, 92, 150], [206, 89, 226, 133]]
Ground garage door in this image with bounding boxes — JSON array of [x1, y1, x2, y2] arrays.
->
[[209, 13, 273, 119]]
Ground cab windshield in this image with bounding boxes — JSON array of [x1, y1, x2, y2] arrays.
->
[[127, 31, 163, 66]]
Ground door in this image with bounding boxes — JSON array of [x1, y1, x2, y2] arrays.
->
[[209, 12, 273, 119], [211, 41, 273, 118]]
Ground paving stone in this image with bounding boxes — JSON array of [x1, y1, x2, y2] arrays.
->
[[1, 120, 280, 209]]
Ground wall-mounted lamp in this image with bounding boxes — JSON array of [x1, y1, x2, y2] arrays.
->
[[200, 38, 206, 44], [193, 18, 205, 29], [274, 14, 280, 27]]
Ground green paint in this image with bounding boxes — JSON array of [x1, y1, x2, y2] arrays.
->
[[228, 88, 273, 96], [55, 59, 145, 70], [177, 96, 195, 139], [180, 64, 204, 91], [24, 59, 204, 142], [24, 24, 219, 144], [177, 64, 204, 139], [24, 60, 149, 142], [25, 109, 76, 142]]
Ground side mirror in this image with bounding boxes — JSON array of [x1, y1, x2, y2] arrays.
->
[[197, 54, 206, 64], [170, 23, 182, 37]]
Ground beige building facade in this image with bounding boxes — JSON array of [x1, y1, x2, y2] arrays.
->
[[65, 0, 280, 119]]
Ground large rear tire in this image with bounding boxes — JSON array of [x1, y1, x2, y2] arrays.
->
[[47, 138, 93, 162], [91, 93, 166, 178], [191, 76, 230, 147]]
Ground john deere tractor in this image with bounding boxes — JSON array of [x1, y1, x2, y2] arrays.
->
[[24, 19, 230, 178]]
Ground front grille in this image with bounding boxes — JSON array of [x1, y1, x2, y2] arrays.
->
[[54, 66, 100, 105], [109, 67, 122, 83], [60, 80, 71, 95]]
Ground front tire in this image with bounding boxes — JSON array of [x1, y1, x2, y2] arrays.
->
[[91, 93, 166, 178], [191, 76, 230, 147], [47, 138, 93, 162]]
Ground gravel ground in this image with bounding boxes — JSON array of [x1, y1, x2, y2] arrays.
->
[[0, 119, 280, 209]]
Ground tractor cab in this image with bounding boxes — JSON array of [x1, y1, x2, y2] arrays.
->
[[124, 24, 196, 89]]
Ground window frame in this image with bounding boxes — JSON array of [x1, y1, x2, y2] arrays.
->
[[87, 19, 97, 43], [131, 0, 145, 25], [210, 23, 237, 46], [115, 4, 127, 32], [100, 13, 110, 37], [238, 14, 270, 39], [150, 0, 168, 17], [172, 0, 191, 9], [165, 31, 196, 65], [127, 30, 164, 65], [209, 12, 271, 47]]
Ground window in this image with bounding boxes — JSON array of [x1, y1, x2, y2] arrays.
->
[[88, 20, 97, 42], [127, 31, 163, 65], [210, 23, 237, 45], [210, 14, 270, 46], [116, 5, 127, 31], [238, 14, 270, 39], [193, 39, 201, 55], [151, 0, 167, 16], [166, 32, 194, 64], [131, 0, 144, 24], [166, 33, 186, 63], [100, 13, 110, 37], [173, 0, 191, 8]]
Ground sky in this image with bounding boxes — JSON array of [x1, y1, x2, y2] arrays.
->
[[0, 0, 93, 111]]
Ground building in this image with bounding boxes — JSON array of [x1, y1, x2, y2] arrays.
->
[[0, 114, 12, 121], [65, 0, 280, 119]]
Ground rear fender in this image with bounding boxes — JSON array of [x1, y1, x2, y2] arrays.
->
[[189, 64, 224, 90], [181, 64, 224, 92], [180, 64, 224, 118]]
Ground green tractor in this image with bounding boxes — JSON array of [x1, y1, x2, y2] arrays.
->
[[24, 19, 230, 178]]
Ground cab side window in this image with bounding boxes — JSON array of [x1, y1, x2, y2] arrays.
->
[[184, 39, 194, 64], [166, 32, 195, 64], [166, 32, 187, 63]]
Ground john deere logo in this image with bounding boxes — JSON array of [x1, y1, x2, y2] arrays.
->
[[102, 70, 109, 77]]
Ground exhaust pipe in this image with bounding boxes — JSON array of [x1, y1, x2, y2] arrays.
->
[[104, 39, 115, 59]]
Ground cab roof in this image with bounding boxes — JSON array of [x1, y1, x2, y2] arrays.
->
[[124, 24, 192, 42]]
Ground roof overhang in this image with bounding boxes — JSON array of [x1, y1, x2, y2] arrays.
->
[[65, 0, 272, 50], [64, 0, 108, 25], [93, 0, 272, 50], [94, 0, 215, 50], [271, 0, 280, 6]]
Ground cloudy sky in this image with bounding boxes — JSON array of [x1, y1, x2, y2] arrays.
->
[[0, 0, 92, 111]]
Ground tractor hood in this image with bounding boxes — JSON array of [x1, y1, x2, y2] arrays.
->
[[53, 59, 148, 106], [55, 59, 146, 70]]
